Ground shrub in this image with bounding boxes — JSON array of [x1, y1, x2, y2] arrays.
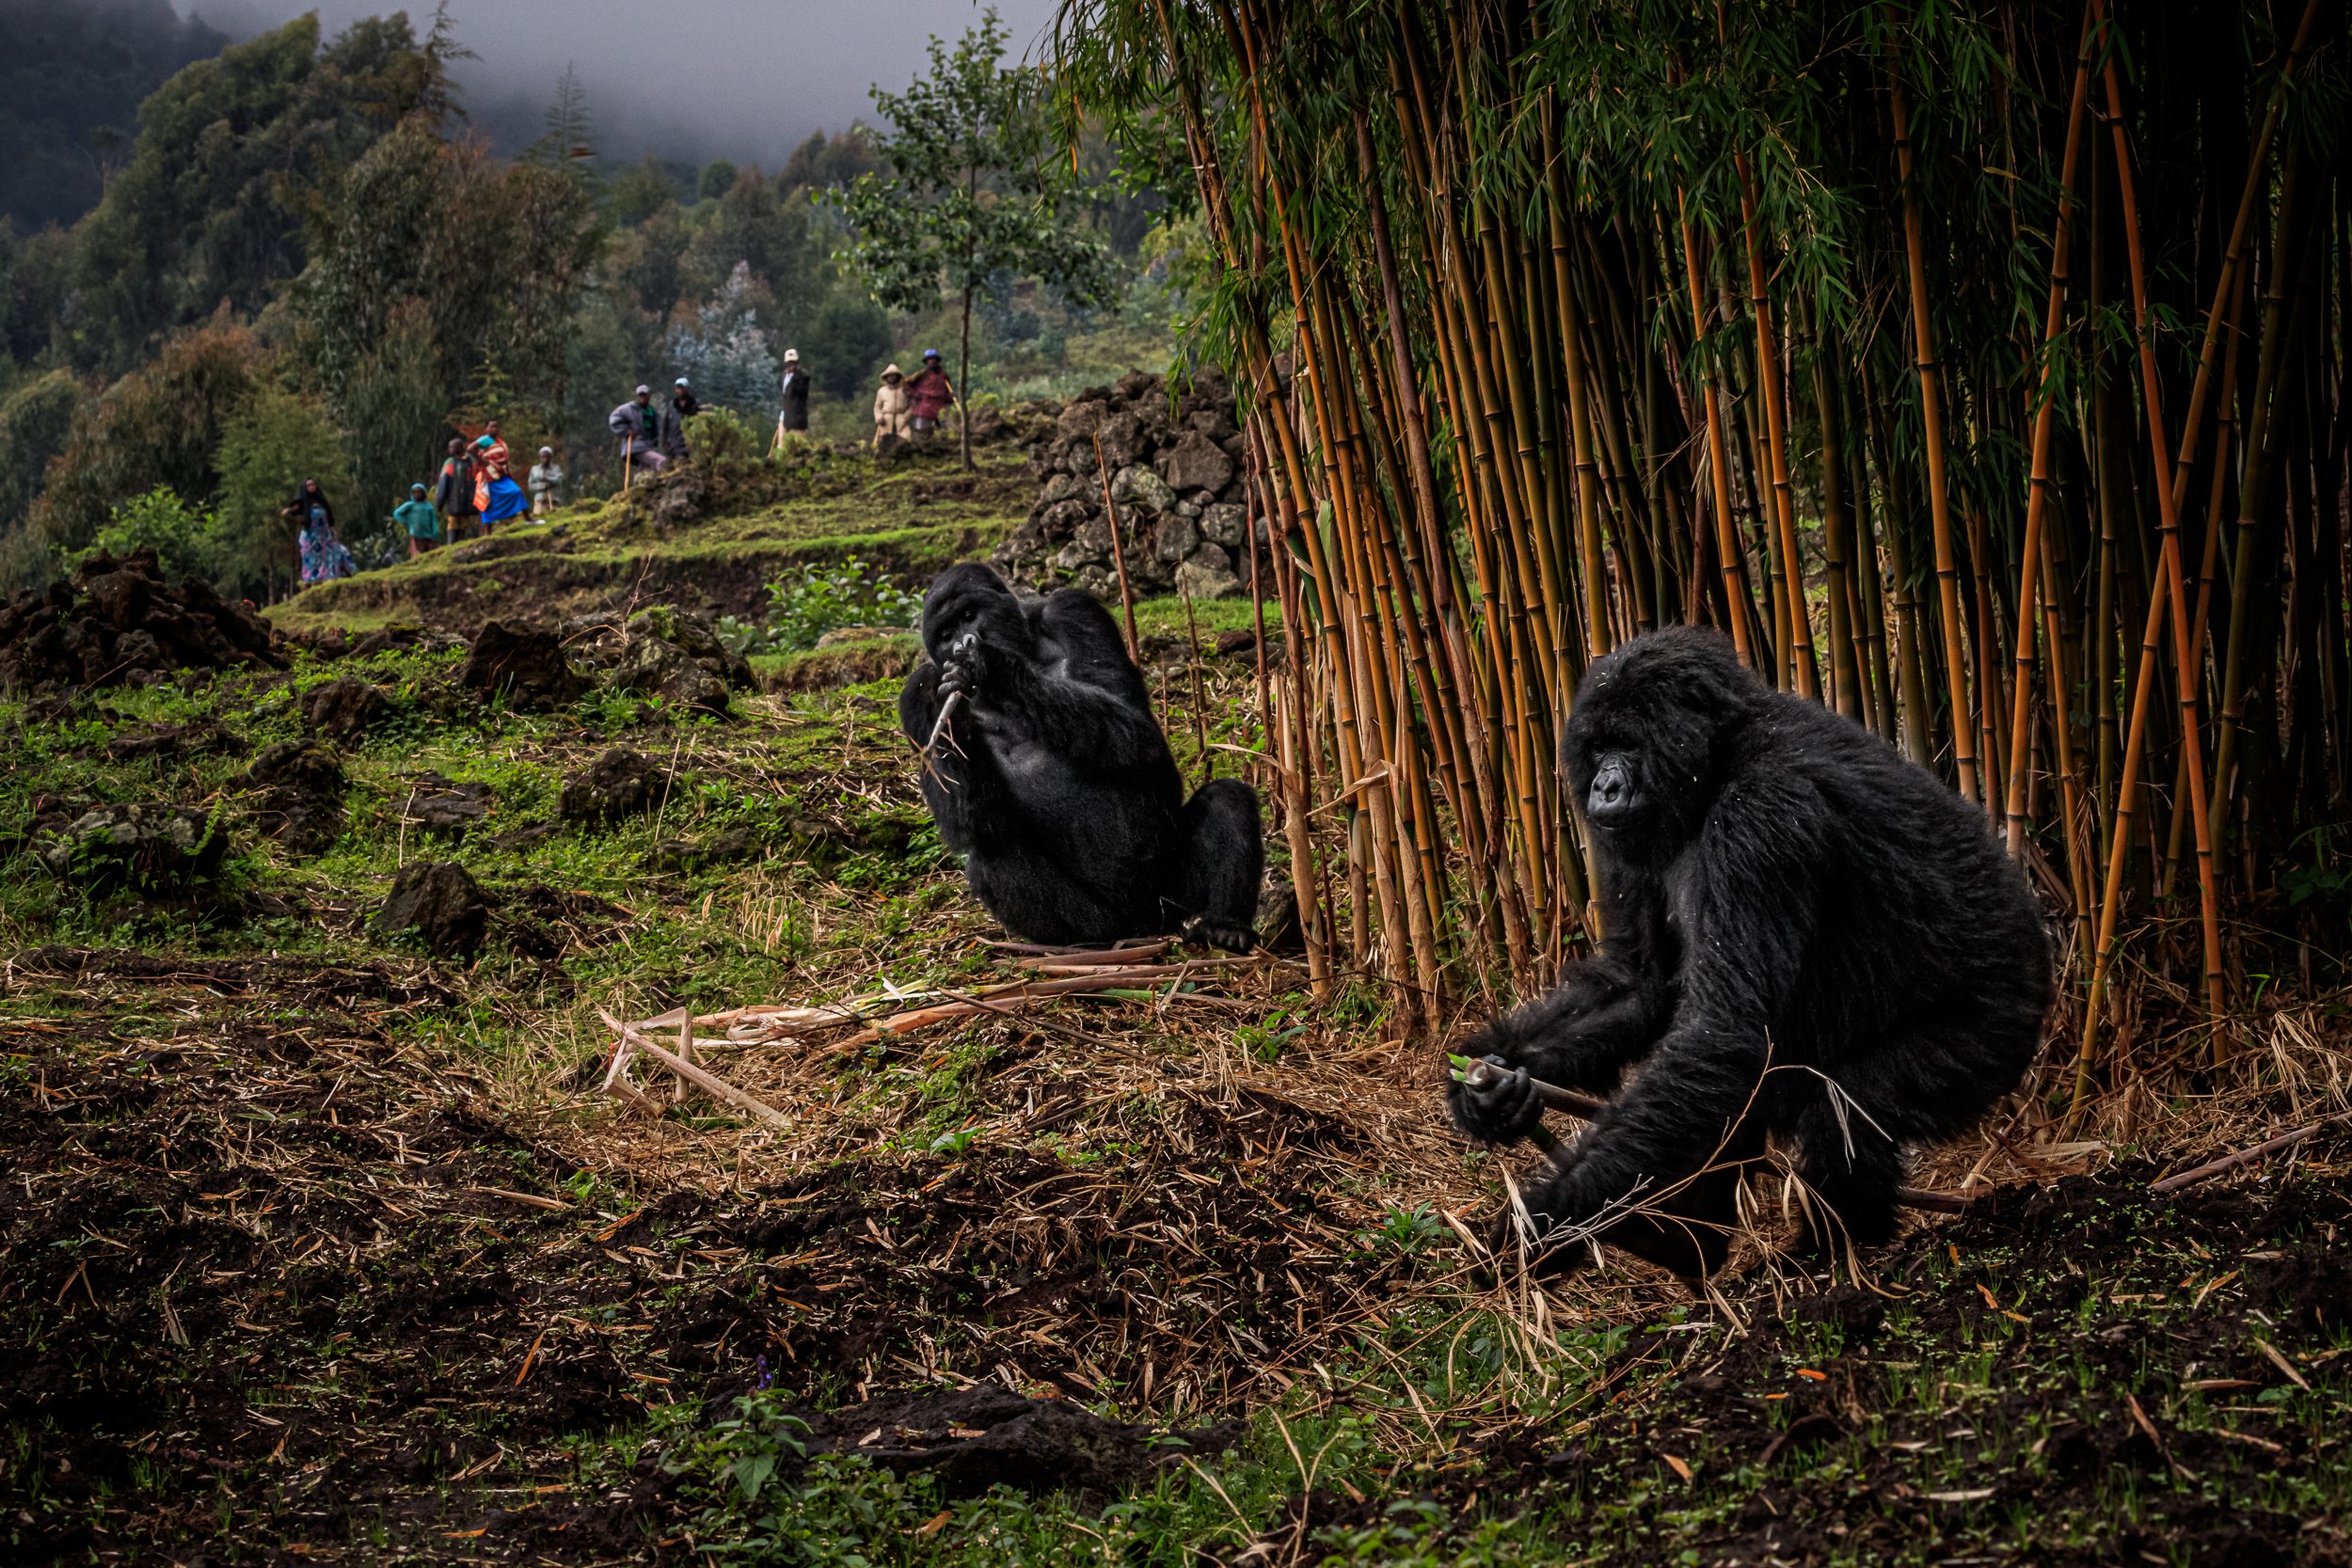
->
[[76, 486, 224, 582], [749, 558, 920, 656]]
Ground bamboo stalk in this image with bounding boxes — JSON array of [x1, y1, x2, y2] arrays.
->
[[2003, 1, 2098, 856], [1886, 45, 1981, 805]]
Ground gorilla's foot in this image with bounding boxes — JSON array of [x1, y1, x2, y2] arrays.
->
[[1182, 915, 1256, 954]]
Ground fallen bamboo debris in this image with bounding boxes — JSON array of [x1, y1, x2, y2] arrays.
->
[[597, 1007, 791, 1128], [2150, 1113, 2351, 1195], [473, 1185, 572, 1212], [1013, 942, 1175, 969]]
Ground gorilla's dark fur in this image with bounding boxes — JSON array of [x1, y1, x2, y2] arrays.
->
[[1449, 626, 2051, 1277], [898, 562, 1262, 951]]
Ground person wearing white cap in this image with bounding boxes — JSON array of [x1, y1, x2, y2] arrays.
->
[[776, 348, 810, 445], [661, 377, 699, 461], [527, 446, 564, 519]]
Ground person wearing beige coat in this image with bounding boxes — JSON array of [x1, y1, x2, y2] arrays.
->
[[872, 364, 912, 447]]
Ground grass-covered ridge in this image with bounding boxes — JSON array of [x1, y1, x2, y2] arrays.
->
[[269, 436, 1034, 641]]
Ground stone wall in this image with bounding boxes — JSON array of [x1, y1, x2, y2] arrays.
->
[[993, 370, 1266, 599]]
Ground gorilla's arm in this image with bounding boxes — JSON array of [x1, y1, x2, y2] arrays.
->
[[898, 657, 1017, 852], [1515, 791, 1824, 1263], [1446, 889, 1676, 1141], [971, 591, 1167, 772]]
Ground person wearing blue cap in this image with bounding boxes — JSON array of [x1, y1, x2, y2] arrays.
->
[[394, 482, 441, 560], [904, 349, 954, 443]]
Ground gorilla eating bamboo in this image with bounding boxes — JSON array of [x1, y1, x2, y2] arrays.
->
[[898, 563, 1262, 952], [1449, 626, 2052, 1278]]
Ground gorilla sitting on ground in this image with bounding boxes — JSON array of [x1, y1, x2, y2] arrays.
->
[[1449, 626, 2050, 1277], [898, 562, 1262, 952]]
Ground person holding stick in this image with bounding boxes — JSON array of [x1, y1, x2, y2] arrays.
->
[[609, 385, 665, 483]]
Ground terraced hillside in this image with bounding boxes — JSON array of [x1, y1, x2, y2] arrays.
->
[[273, 439, 1034, 643]]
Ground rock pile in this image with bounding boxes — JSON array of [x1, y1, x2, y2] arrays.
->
[[241, 741, 346, 856], [996, 370, 1266, 601], [560, 747, 674, 825], [458, 621, 590, 711], [0, 548, 284, 695], [558, 606, 756, 718]]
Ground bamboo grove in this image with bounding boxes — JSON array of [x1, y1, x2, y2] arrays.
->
[[1051, 1, 2349, 1101]]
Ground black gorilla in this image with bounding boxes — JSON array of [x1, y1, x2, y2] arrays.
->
[[897, 562, 1262, 952], [1449, 626, 2051, 1277]]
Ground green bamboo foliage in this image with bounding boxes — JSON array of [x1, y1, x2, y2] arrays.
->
[[1052, 0, 2349, 1100]]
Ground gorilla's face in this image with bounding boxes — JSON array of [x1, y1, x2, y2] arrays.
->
[[1583, 747, 1645, 828], [1564, 627, 1758, 852], [922, 562, 1035, 667]]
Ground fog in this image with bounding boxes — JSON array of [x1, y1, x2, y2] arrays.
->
[[180, 0, 1066, 168]]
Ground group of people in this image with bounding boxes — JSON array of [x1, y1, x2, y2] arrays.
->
[[394, 420, 565, 562], [872, 349, 955, 448], [286, 420, 569, 590], [291, 344, 962, 590]]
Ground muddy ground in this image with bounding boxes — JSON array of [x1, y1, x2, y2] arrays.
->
[[5, 943, 2346, 1565]]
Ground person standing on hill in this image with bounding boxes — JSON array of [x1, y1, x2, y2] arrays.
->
[[394, 482, 441, 560], [662, 377, 699, 462], [528, 447, 564, 518], [872, 363, 911, 449], [435, 437, 479, 537], [776, 349, 810, 444], [904, 349, 954, 443], [609, 386, 665, 479], [292, 479, 355, 585], [472, 430, 530, 531]]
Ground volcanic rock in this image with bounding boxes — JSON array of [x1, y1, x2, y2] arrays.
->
[[302, 677, 386, 742], [37, 804, 229, 895], [458, 621, 589, 710], [0, 548, 282, 694], [559, 748, 673, 825], [375, 861, 492, 958], [241, 741, 347, 856]]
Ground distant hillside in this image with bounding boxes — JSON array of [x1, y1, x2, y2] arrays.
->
[[0, 0, 229, 233]]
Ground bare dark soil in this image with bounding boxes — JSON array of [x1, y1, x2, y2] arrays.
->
[[1455, 1159, 2352, 1566], [0, 949, 1408, 1563]]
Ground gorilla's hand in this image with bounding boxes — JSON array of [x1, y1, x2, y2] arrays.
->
[[1446, 1052, 1546, 1145], [1182, 913, 1256, 955], [939, 630, 988, 700]]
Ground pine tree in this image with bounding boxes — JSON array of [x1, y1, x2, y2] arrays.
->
[[534, 64, 597, 188], [664, 262, 779, 416]]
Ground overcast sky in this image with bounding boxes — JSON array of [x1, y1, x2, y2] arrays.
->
[[180, 0, 1066, 168]]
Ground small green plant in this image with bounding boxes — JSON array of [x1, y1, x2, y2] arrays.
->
[[660, 1386, 941, 1565], [1235, 1007, 1304, 1063], [1358, 1202, 1449, 1256], [929, 1124, 982, 1156], [728, 558, 921, 657]]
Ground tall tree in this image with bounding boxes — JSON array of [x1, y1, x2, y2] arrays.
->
[[532, 63, 599, 190], [828, 9, 1112, 468], [63, 14, 437, 372]]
